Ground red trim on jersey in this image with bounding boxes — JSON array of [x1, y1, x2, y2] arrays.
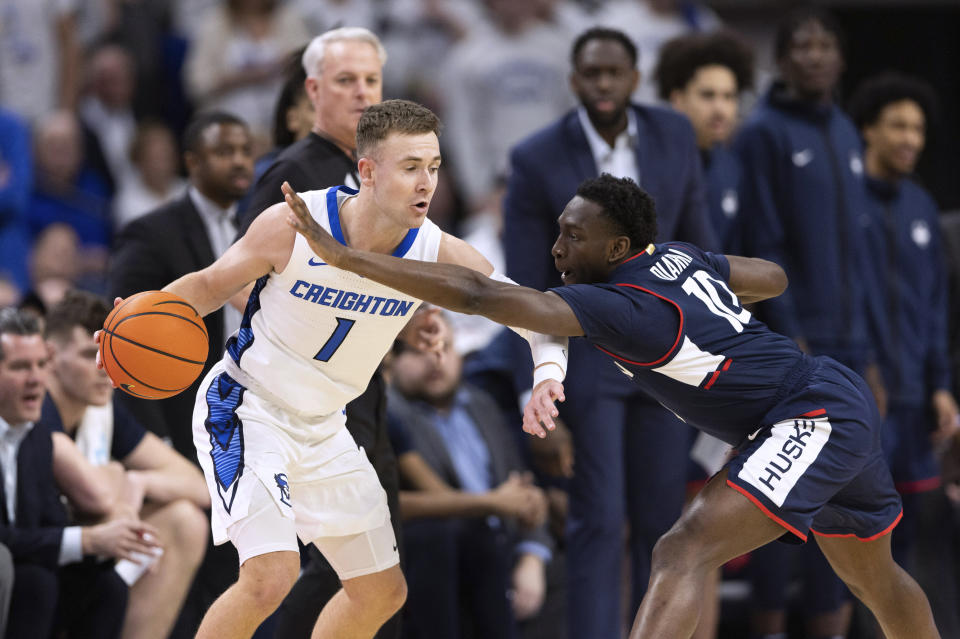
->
[[810, 509, 903, 542], [621, 245, 654, 265], [703, 358, 732, 390], [726, 479, 808, 542], [800, 408, 826, 418], [593, 283, 684, 367], [895, 477, 941, 494]]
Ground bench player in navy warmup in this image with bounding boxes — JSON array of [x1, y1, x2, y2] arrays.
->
[[284, 174, 940, 638]]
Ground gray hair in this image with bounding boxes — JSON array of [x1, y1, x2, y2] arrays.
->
[[0, 307, 42, 361], [302, 27, 387, 78]]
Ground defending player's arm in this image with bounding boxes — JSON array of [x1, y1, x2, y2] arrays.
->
[[283, 183, 582, 337], [436, 232, 572, 387], [725, 255, 788, 304], [163, 203, 295, 316]]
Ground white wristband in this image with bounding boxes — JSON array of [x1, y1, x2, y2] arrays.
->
[[529, 335, 567, 387]]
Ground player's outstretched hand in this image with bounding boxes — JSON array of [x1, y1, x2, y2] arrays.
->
[[522, 379, 565, 439], [283, 181, 346, 267], [399, 306, 444, 355], [94, 297, 123, 387]]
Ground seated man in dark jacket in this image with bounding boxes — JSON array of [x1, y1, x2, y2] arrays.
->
[[387, 313, 552, 639], [0, 307, 159, 639]]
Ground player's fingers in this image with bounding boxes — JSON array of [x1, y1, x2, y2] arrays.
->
[[113, 297, 123, 307]]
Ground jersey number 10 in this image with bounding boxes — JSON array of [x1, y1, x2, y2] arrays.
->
[[681, 270, 751, 332]]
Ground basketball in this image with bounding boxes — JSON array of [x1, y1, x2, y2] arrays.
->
[[99, 291, 209, 400]]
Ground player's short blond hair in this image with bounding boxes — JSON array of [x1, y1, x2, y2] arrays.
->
[[356, 100, 441, 159], [301, 27, 387, 78]]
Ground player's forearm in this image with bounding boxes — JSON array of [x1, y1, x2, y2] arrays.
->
[[339, 249, 523, 324], [163, 270, 234, 318], [726, 255, 788, 303]]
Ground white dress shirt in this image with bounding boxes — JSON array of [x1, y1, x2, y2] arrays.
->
[[577, 106, 641, 185], [189, 186, 242, 337]]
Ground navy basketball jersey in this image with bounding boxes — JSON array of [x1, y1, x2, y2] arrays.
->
[[551, 242, 811, 445]]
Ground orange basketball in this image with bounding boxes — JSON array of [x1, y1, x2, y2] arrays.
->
[[100, 291, 209, 400]]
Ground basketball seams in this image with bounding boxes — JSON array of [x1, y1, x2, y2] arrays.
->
[[113, 310, 209, 340], [107, 333, 193, 399], [102, 328, 207, 366]]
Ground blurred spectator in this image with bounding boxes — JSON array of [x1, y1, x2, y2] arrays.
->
[[591, 0, 721, 104], [850, 73, 960, 607], [108, 110, 253, 636], [503, 26, 714, 639], [28, 223, 81, 310], [0, 107, 32, 293], [29, 111, 111, 286], [656, 31, 754, 253], [0, 307, 159, 639], [79, 42, 138, 193], [733, 7, 876, 637], [387, 314, 552, 638], [184, 0, 310, 152], [380, 0, 482, 104], [0, 0, 81, 121], [440, 0, 573, 213], [42, 290, 209, 639], [113, 120, 187, 229], [291, 0, 380, 35], [260, 47, 313, 178]]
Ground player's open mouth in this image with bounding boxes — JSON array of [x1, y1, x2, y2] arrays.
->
[[561, 270, 572, 282], [412, 201, 428, 213], [22, 392, 40, 406]]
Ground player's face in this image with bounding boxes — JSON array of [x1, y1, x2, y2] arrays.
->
[[780, 20, 843, 99], [51, 327, 113, 408], [571, 39, 639, 128], [306, 40, 383, 149], [189, 123, 254, 203], [0, 334, 49, 424], [670, 65, 739, 149], [552, 196, 620, 285], [864, 99, 925, 177], [390, 322, 461, 405], [365, 132, 441, 229]]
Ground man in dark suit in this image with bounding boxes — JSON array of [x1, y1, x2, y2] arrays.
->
[[502, 27, 717, 638], [0, 307, 159, 639], [107, 110, 254, 635], [386, 315, 552, 639]]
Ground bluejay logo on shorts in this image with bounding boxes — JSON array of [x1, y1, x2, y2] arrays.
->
[[205, 373, 246, 513], [274, 473, 291, 507]]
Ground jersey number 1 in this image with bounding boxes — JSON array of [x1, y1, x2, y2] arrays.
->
[[314, 317, 356, 362], [681, 270, 750, 332]]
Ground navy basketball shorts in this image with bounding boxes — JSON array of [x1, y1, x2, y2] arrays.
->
[[882, 402, 941, 494], [726, 358, 902, 543]]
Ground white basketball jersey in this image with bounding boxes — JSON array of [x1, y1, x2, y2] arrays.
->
[[222, 186, 442, 417]]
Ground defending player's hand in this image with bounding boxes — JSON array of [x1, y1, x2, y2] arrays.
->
[[522, 379, 565, 439], [283, 181, 345, 267], [399, 306, 444, 355]]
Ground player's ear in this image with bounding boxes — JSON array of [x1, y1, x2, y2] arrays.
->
[[608, 236, 631, 263], [358, 156, 375, 186]]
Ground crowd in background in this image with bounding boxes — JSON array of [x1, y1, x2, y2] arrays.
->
[[0, 0, 959, 638]]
